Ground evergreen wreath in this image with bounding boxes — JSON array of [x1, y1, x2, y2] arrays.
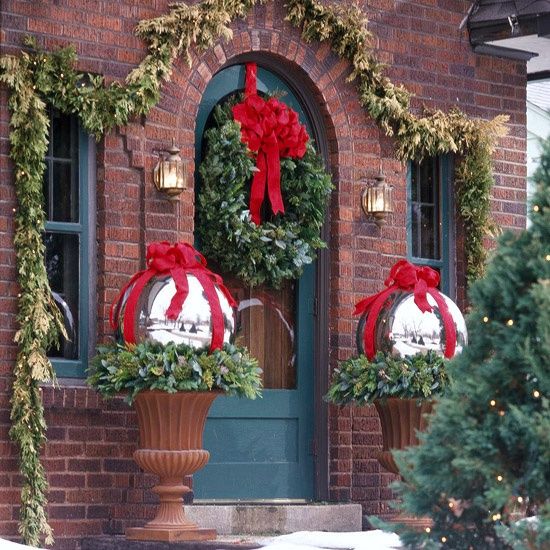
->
[[0, 0, 510, 545], [197, 99, 333, 287]]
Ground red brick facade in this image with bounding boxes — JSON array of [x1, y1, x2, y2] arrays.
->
[[0, 1, 527, 548]]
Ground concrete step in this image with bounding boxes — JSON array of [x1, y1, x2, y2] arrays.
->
[[185, 503, 363, 535]]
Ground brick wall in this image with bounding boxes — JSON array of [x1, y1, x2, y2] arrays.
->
[[0, 0, 527, 547]]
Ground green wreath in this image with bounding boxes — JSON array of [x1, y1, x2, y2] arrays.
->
[[197, 100, 333, 288]]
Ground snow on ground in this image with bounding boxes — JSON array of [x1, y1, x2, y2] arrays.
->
[[1, 530, 402, 550], [262, 531, 402, 550], [0, 539, 44, 550]]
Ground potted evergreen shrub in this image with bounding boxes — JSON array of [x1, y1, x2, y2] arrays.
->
[[327, 350, 448, 475], [87, 340, 261, 541]]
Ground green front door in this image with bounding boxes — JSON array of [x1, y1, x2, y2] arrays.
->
[[193, 65, 316, 499]]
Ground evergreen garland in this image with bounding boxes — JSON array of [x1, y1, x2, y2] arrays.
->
[[0, 0, 509, 545], [285, 0, 508, 280]]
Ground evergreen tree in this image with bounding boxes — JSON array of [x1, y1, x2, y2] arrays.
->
[[392, 139, 550, 549]]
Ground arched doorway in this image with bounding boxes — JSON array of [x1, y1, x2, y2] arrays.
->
[[194, 62, 328, 500]]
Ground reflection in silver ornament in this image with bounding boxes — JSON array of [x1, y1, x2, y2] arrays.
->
[[357, 290, 467, 359], [117, 274, 235, 349]]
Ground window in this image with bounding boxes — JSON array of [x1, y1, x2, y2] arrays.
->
[[407, 155, 455, 297], [43, 110, 95, 378]]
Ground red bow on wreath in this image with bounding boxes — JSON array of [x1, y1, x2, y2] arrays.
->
[[232, 63, 309, 225], [110, 242, 236, 352], [354, 260, 457, 360]]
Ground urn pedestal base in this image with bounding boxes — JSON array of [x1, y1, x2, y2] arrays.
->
[[126, 527, 217, 542], [126, 391, 219, 543]]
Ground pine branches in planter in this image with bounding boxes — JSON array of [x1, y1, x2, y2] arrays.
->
[[88, 341, 262, 404], [326, 351, 449, 406]]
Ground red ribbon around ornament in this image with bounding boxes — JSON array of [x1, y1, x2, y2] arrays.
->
[[354, 260, 457, 360], [110, 242, 236, 352], [232, 62, 309, 225]]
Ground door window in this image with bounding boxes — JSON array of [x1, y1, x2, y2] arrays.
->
[[228, 278, 296, 389]]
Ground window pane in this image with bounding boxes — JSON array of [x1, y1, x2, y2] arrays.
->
[[411, 204, 420, 257], [52, 161, 79, 222], [410, 158, 441, 261], [226, 276, 296, 389], [52, 110, 73, 159], [419, 160, 435, 203], [411, 165, 418, 202], [420, 205, 436, 258], [45, 233, 79, 360], [43, 163, 50, 219]]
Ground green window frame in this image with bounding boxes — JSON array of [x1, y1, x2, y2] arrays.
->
[[43, 110, 95, 378], [407, 155, 455, 297]]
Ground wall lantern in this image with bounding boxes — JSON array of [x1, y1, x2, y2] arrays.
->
[[153, 139, 187, 199], [361, 172, 394, 228]]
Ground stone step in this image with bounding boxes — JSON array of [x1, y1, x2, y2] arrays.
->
[[185, 503, 363, 535]]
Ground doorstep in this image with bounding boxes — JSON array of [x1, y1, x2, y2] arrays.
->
[[185, 503, 363, 535]]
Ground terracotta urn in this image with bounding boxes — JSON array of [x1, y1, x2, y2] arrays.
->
[[374, 397, 433, 529], [126, 390, 218, 542], [374, 397, 433, 475]]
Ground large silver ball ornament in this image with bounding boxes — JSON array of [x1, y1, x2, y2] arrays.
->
[[357, 290, 467, 358], [117, 274, 235, 348]]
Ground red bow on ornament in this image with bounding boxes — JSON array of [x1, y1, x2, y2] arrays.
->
[[232, 63, 309, 225], [110, 242, 236, 352], [354, 260, 457, 360]]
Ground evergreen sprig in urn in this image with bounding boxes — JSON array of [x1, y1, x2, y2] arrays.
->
[[87, 241, 261, 542]]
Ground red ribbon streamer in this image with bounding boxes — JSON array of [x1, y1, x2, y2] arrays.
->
[[110, 242, 236, 352], [354, 260, 457, 360], [232, 62, 309, 225]]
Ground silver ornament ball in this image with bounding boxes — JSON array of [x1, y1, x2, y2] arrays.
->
[[118, 274, 235, 349], [357, 290, 467, 359]]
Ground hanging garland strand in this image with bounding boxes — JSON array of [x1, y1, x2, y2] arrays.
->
[[0, 0, 508, 545], [0, 51, 68, 547]]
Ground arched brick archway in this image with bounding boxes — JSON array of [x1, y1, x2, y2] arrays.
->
[[179, 34, 357, 500]]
